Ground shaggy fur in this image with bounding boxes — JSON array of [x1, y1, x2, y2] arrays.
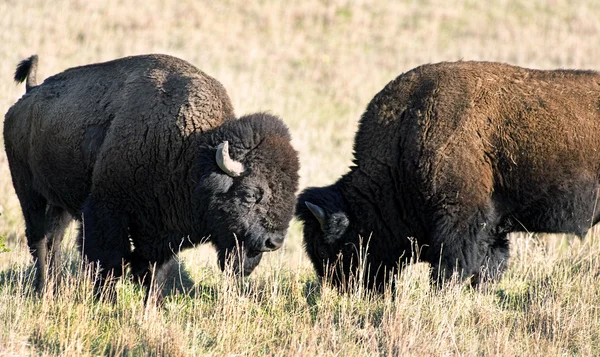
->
[[297, 61, 600, 290], [4, 54, 300, 300]]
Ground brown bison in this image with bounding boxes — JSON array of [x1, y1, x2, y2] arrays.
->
[[4, 54, 299, 300], [296, 61, 600, 290]]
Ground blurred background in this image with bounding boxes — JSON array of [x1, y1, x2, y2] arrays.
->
[[2, 0, 600, 276]]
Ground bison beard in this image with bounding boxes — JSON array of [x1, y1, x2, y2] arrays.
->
[[4, 54, 299, 302], [297, 60, 600, 291]]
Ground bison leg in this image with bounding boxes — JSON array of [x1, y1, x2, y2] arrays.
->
[[128, 251, 170, 305], [472, 233, 510, 286], [17, 199, 69, 293], [426, 202, 501, 286], [6, 160, 49, 293], [81, 196, 129, 301], [24, 201, 48, 293], [44, 205, 72, 287]]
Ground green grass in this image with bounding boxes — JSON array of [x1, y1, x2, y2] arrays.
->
[[2, 0, 600, 355]]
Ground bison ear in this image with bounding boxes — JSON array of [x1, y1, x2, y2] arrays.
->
[[305, 201, 327, 231], [216, 141, 245, 177], [304, 200, 350, 243]]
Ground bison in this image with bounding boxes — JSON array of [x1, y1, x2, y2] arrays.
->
[[4, 54, 299, 300], [296, 60, 600, 290]]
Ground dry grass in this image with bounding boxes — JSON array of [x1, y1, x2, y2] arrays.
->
[[2, 0, 600, 355]]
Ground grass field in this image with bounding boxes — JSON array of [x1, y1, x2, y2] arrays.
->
[[2, 0, 600, 355]]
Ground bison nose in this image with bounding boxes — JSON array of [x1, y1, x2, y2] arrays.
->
[[264, 236, 284, 251]]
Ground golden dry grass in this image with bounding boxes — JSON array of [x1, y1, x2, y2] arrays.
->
[[2, 0, 600, 355]]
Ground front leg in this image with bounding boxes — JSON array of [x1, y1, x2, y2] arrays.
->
[[129, 251, 172, 305], [472, 233, 510, 286], [81, 196, 129, 301], [426, 207, 496, 286]]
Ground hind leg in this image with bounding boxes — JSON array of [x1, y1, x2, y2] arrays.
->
[[44, 205, 72, 286], [24, 200, 48, 293], [6, 158, 49, 292], [17, 197, 70, 293], [24, 204, 71, 292], [81, 195, 129, 301]]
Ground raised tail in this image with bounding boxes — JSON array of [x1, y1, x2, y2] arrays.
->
[[14, 55, 39, 93]]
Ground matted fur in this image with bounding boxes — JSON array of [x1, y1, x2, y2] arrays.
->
[[4, 54, 299, 300], [297, 61, 600, 290]]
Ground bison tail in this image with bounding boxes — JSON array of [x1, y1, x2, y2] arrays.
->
[[14, 55, 39, 93]]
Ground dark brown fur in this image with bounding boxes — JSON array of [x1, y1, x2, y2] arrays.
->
[[4, 54, 300, 300], [297, 61, 600, 289]]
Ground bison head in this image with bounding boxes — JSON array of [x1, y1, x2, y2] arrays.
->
[[195, 113, 299, 276], [296, 184, 395, 291]]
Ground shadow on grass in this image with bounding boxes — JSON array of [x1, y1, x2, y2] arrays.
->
[[495, 287, 532, 312], [155, 258, 199, 300], [157, 265, 223, 305], [303, 277, 322, 306], [0, 254, 222, 305], [495, 256, 597, 312], [300, 278, 322, 324], [0, 262, 36, 296]]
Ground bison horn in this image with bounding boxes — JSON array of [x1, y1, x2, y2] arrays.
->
[[216, 141, 244, 177], [305, 201, 327, 231]]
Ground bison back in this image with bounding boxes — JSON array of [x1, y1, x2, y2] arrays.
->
[[4, 54, 234, 217], [355, 61, 600, 236]]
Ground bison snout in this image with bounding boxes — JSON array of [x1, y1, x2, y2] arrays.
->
[[263, 236, 284, 251], [245, 228, 286, 252]]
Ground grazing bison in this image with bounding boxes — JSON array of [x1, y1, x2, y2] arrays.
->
[[297, 61, 600, 290], [4, 54, 299, 299]]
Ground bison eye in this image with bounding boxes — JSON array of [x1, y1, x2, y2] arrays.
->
[[240, 187, 263, 204]]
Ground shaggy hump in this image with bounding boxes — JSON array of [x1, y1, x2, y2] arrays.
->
[[4, 54, 301, 302], [297, 60, 600, 291], [209, 113, 298, 172], [211, 112, 292, 146]]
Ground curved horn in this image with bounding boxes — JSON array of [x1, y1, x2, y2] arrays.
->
[[305, 201, 326, 231], [216, 141, 244, 177]]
